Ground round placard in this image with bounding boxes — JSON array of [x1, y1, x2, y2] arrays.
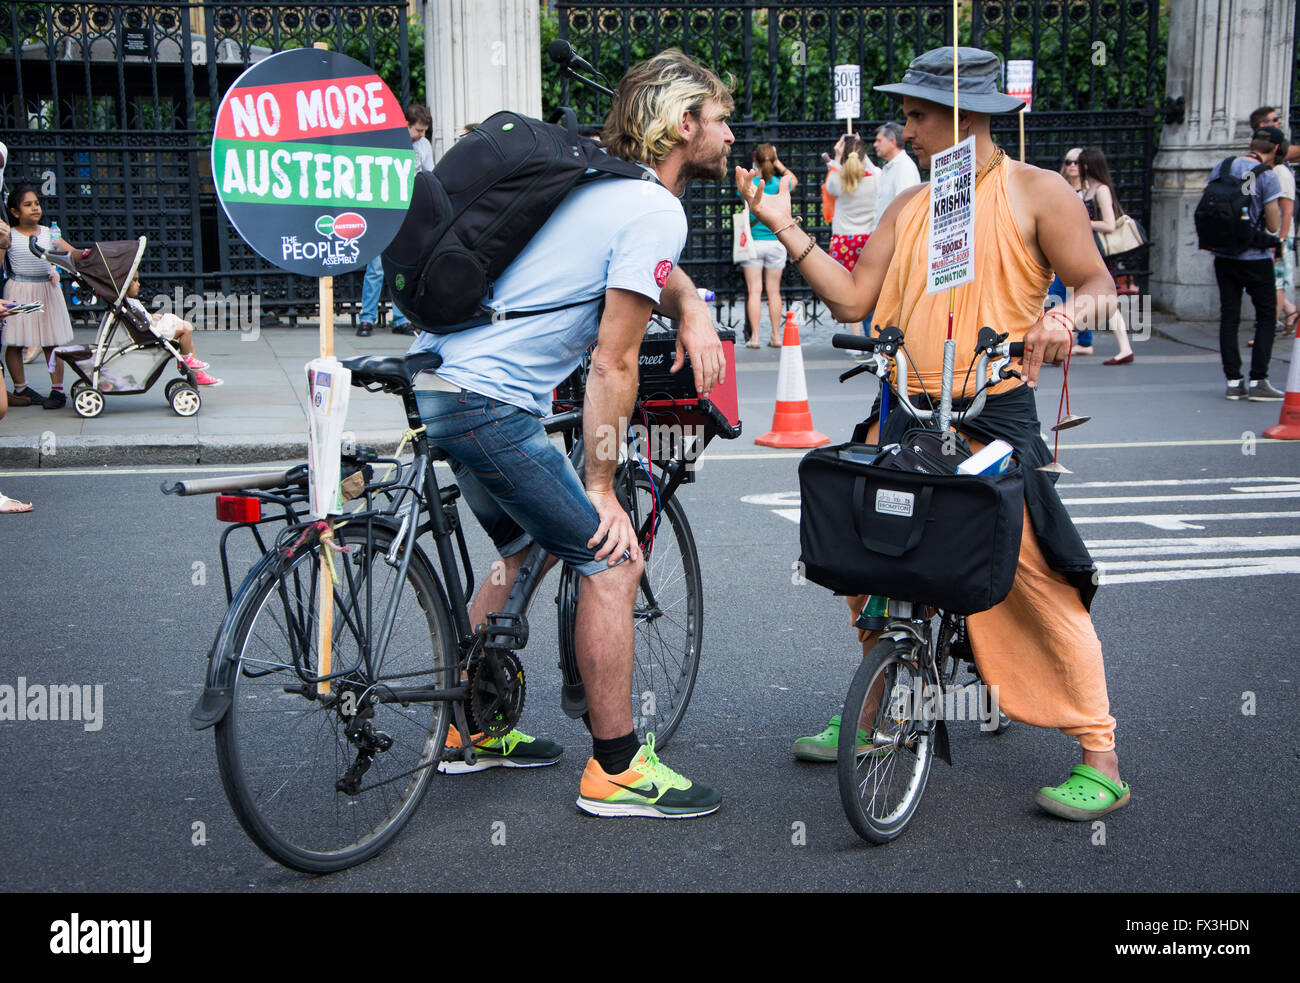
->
[[212, 48, 415, 276]]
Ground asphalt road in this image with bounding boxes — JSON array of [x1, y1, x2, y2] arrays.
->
[[0, 330, 1296, 892]]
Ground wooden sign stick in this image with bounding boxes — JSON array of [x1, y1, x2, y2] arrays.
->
[[313, 40, 335, 699]]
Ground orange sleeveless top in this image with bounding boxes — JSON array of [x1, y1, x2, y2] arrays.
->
[[874, 159, 1052, 398]]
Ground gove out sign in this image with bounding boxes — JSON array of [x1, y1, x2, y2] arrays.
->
[[212, 48, 414, 276]]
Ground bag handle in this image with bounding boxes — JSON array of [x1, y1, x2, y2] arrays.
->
[[851, 477, 933, 557]]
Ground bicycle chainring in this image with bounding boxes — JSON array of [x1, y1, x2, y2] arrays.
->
[[467, 649, 526, 737]]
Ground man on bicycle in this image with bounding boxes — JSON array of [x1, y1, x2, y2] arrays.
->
[[408, 49, 732, 818], [737, 47, 1130, 820]]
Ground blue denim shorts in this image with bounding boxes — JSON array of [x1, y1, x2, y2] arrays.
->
[[415, 389, 608, 577]]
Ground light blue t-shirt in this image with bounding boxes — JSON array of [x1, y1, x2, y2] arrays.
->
[[409, 169, 687, 416]]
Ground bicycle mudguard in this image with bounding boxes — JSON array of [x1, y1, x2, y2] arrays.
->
[[933, 717, 952, 766], [190, 681, 233, 731]]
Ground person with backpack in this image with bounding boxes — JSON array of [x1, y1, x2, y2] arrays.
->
[[1196, 127, 1286, 400], [402, 49, 731, 819]]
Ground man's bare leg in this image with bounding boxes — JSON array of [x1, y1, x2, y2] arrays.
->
[[573, 557, 641, 739], [466, 547, 559, 633]]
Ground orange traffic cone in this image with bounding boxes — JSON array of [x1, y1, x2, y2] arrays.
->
[[1264, 318, 1300, 440], [755, 310, 829, 448]]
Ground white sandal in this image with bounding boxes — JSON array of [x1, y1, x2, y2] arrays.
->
[[0, 493, 34, 514]]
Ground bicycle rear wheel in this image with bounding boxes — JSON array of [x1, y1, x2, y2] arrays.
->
[[214, 524, 455, 873], [837, 638, 935, 844], [557, 474, 703, 748]]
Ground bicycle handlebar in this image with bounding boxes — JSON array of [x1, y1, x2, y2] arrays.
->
[[161, 465, 308, 497], [832, 329, 1026, 427]]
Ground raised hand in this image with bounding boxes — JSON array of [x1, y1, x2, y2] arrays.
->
[[734, 166, 794, 232]]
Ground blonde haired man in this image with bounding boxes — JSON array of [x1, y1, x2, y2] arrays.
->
[[408, 49, 732, 817]]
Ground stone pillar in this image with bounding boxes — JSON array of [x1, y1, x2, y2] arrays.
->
[[422, 0, 541, 163], [1151, 0, 1294, 319]]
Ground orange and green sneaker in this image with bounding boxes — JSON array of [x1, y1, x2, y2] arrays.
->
[[576, 733, 721, 819], [438, 724, 563, 774]]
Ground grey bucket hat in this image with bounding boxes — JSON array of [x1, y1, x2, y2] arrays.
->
[[875, 46, 1025, 114]]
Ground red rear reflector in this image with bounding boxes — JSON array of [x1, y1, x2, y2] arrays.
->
[[216, 495, 261, 523]]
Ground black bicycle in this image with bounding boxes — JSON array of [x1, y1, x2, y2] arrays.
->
[[165, 326, 738, 872], [827, 326, 1021, 843]]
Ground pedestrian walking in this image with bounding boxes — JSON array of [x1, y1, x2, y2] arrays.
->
[[1076, 147, 1136, 364], [872, 121, 921, 221], [1, 185, 75, 408], [1271, 134, 1297, 336], [0, 262, 33, 513], [739, 143, 797, 347], [825, 134, 876, 342], [1058, 147, 1094, 354], [1200, 127, 1286, 400]]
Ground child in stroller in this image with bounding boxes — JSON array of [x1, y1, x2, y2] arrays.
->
[[36, 236, 219, 418], [122, 274, 222, 387]]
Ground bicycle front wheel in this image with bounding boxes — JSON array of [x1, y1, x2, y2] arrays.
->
[[214, 524, 455, 873], [837, 638, 936, 844], [557, 475, 703, 748]]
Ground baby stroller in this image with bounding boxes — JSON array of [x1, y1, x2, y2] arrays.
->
[[32, 235, 203, 418]]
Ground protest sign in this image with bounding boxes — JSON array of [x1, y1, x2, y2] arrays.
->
[[1005, 59, 1033, 112], [926, 135, 976, 294], [212, 48, 415, 276], [833, 64, 861, 121]]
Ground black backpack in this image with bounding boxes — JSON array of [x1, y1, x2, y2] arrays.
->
[[1194, 156, 1276, 254], [381, 109, 659, 332]]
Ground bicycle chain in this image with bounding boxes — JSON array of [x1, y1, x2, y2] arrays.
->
[[467, 649, 526, 737]]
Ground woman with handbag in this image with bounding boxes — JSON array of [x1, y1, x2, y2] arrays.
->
[[1058, 148, 1095, 355], [1078, 146, 1136, 364], [739, 144, 798, 347]]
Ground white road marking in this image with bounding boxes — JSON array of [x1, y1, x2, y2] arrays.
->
[[746, 475, 1300, 583], [1098, 557, 1300, 583], [1084, 536, 1300, 557], [1062, 491, 1300, 506]]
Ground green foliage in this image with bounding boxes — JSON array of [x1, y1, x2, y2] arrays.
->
[[545, 2, 1169, 125], [342, 13, 424, 107]]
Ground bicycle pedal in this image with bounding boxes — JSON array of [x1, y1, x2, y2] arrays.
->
[[481, 611, 529, 648]]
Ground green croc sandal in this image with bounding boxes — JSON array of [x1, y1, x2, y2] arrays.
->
[[793, 715, 881, 762], [1035, 764, 1131, 821]]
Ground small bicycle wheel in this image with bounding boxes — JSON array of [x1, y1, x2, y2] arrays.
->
[[557, 473, 703, 749], [837, 638, 936, 844], [214, 523, 455, 873]]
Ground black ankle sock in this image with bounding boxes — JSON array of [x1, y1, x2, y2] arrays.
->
[[593, 731, 640, 775]]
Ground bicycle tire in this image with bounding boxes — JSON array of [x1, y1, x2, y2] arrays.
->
[[557, 474, 704, 749], [837, 638, 936, 844], [213, 524, 456, 873]]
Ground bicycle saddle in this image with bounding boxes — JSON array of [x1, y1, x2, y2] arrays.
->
[[341, 351, 443, 393]]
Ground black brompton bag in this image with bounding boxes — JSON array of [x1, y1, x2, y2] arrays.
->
[[798, 440, 1024, 616], [382, 109, 658, 331]]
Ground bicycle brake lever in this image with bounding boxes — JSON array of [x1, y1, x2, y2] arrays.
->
[[838, 362, 876, 384], [999, 367, 1022, 381]]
